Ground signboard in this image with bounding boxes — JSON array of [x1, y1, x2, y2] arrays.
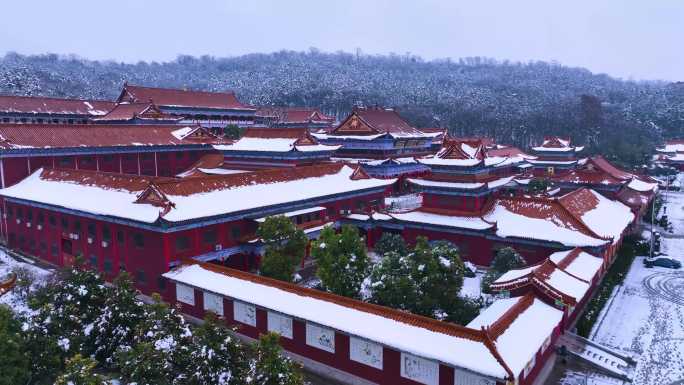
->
[[306, 323, 335, 353], [233, 300, 256, 326], [203, 291, 223, 316], [267, 311, 293, 339], [400, 352, 438, 385], [176, 283, 195, 306], [349, 336, 383, 369]]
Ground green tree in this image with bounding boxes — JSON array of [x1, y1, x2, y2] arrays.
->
[[185, 313, 251, 385], [373, 232, 407, 257], [312, 226, 370, 298], [481, 247, 526, 293], [250, 332, 304, 385], [223, 124, 242, 139], [369, 238, 471, 322], [257, 216, 307, 282], [26, 263, 109, 380], [367, 250, 416, 311], [117, 294, 193, 385], [0, 305, 30, 385], [527, 178, 550, 194], [54, 354, 106, 385], [89, 272, 148, 366]]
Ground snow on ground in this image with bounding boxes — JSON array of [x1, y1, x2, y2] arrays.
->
[[461, 272, 484, 299], [585, 191, 684, 385], [0, 249, 53, 315], [662, 191, 684, 236]]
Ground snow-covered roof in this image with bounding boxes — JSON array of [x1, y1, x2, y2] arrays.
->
[[164, 263, 512, 380], [407, 175, 515, 191], [388, 210, 495, 231], [215, 128, 339, 153], [531, 136, 582, 153], [0, 95, 115, 116], [0, 124, 223, 151], [483, 197, 608, 248], [254, 206, 326, 222], [657, 141, 684, 153], [558, 189, 635, 244], [0, 164, 394, 225], [548, 249, 603, 283], [330, 107, 429, 139], [626, 178, 658, 193], [467, 295, 563, 378]]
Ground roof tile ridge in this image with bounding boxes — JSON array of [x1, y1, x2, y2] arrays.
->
[[487, 293, 535, 340], [479, 329, 516, 381], [529, 274, 577, 305], [550, 248, 591, 283]]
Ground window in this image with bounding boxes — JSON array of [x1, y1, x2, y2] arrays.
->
[[157, 277, 166, 291], [37, 212, 44, 225], [103, 154, 114, 163], [175, 236, 191, 252], [6, 206, 12, 218], [103, 260, 112, 273], [73, 220, 81, 234], [202, 229, 217, 244], [136, 270, 146, 284], [89, 254, 97, 267], [350, 337, 383, 369], [61, 217, 69, 231], [117, 230, 125, 244], [59, 157, 72, 167], [102, 226, 111, 242], [231, 227, 241, 240], [176, 152, 184, 159], [87, 223, 96, 238], [26, 209, 33, 222], [306, 323, 335, 353], [327, 207, 335, 218], [16, 207, 23, 220], [48, 215, 56, 227], [51, 244, 58, 257], [39, 242, 46, 254], [159, 152, 168, 160], [267, 311, 293, 339], [133, 233, 145, 248], [233, 301, 256, 326], [356, 201, 365, 211], [176, 283, 195, 305], [400, 353, 438, 385], [203, 291, 224, 316]]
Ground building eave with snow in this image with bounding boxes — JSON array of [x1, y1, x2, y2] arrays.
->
[[214, 128, 340, 169], [0, 164, 393, 293], [163, 262, 564, 385], [0, 94, 115, 124], [117, 84, 256, 128]]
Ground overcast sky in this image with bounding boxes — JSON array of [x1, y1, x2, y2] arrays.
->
[[1, 0, 682, 81]]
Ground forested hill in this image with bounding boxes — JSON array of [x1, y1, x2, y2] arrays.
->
[[1, 50, 683, 167]]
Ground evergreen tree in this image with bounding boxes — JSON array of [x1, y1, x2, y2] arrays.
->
[[184, 313, 251, 385], [54, 354, 106, 385], [223, 124, 242, 139], [26, 263, 109, 380], [368, 250, 417, 312], [312, 225, 370, 298], [250, 332, 304, 385], [481, 247, 526, 293], [369, 238, 471, 322], [372, 232, 407, 257], [89, 272, 148, 366], [117, 294, 193, 385], [0, 305, 30, 385], [257, 216, 307, 282], [409, 239, 465, 321]]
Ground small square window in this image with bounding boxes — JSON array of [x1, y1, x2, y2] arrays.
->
[[89, 254, 97, 267], [49, 215, 56, 227], [103, 260, 112, 273], [202, 229, 217, 244], [157, 277, 167, 291], [117, 230, 125, 244], [133, 233, 145, 248], [175, 236, 190, 252]]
